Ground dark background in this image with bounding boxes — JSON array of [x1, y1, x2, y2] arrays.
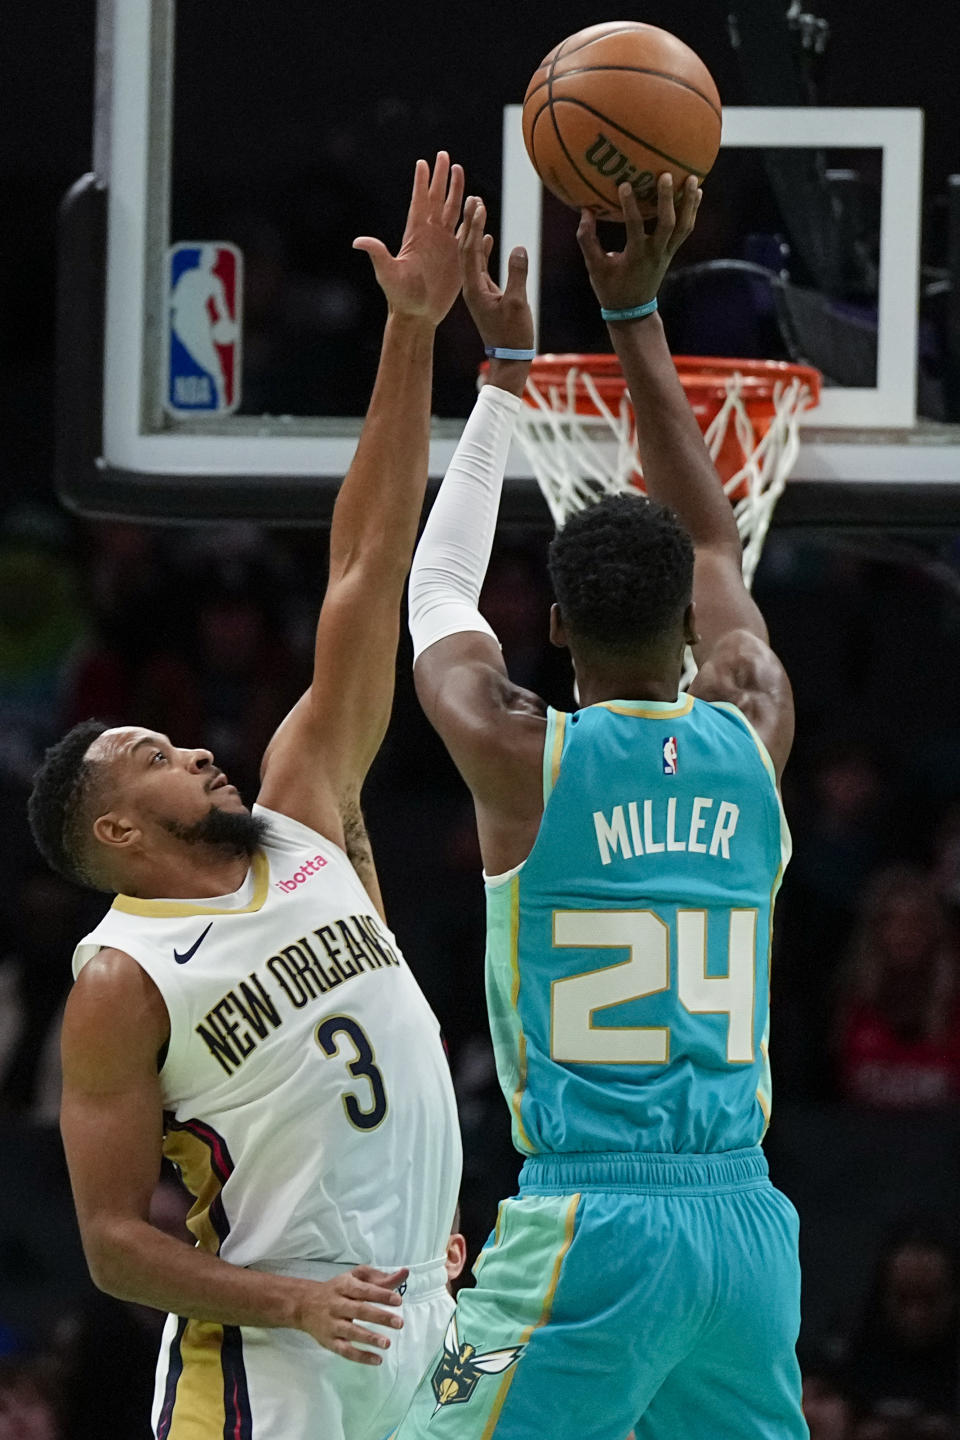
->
[[2, 3, 960, 1437]]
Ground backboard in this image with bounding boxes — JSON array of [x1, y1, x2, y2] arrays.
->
[[56, 0, 960, 526]]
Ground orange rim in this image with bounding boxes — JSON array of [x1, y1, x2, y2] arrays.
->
[[480, 353, 822, 415]]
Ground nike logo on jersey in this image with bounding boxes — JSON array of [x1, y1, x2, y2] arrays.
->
[[174, 921, 214, 964]]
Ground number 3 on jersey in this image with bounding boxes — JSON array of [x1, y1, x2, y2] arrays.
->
[[551, 908, 757, 1065], [315, 1016, 388, 1130]]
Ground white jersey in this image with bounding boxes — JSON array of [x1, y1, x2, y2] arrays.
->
[[73, 805, 461, 1271]]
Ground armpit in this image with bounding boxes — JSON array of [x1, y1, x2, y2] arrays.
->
[[339, 798, 384, 915], [495, 673, 548, 721]]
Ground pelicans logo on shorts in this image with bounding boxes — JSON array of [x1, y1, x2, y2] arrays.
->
[[166, 241, 243, 415], [430, 1316, 524, 1414]]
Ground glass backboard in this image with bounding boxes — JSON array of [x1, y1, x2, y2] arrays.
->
[[55, 0, 960, 525]]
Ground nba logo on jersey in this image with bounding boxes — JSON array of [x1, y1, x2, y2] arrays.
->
[[662, 736, 678, 774], [165, 242, 243, 416]]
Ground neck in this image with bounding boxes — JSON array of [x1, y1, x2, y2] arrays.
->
[[118, 846, 253, 901], [574, 657, 684, 709]]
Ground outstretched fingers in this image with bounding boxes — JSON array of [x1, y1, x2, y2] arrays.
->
[[350, 234, 392, 285], [650, 174, 677, 250], [669, 175, 702, 252], [441, 161, 465, 229], [460, 196, 495, 294], [618, 180, 649, 248], [427, 151, 450, 211], [408, 158, 431, 220], [502, 245, 529, 301], [576, 207, 605, 266]]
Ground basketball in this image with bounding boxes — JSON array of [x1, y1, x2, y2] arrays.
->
[[522, 22, 722, 221]]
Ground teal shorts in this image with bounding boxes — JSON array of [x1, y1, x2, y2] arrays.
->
[[394, 1149, 807, 1440]]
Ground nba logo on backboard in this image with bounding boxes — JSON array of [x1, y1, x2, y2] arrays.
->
[[662, 737, 678, 775], [166, 243, 243, 415]]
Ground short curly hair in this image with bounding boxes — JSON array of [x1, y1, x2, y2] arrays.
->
[[28, 719, 113, 890], [547, 493, 694, 655]]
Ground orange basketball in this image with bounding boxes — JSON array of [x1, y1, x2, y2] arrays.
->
[[522, 22, 722, 221]]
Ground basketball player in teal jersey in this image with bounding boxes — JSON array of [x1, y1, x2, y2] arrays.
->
[[395, 177, 806, 1439]]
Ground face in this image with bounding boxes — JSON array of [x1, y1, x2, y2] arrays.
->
[[88, 727, 251, 854], [885, 1245, 954, 1346]]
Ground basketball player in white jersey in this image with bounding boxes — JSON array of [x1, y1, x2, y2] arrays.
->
[[28, 155, 465, 1440]]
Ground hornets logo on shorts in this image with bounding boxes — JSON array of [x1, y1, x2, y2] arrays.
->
[[430, 1316, 524, 1413]]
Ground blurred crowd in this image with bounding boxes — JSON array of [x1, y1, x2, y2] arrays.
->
[[1, 502, 960, 1436], [5, 0, 960, 1429]]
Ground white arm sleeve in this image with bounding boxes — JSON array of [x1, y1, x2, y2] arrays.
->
[[408, 384, 522, 662]]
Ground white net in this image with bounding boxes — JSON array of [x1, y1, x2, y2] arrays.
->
[[516, 361, 817, 589]]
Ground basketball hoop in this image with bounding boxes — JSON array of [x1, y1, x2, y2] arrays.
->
[[501, 353, 821, 590]]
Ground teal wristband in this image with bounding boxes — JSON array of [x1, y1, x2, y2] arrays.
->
[[600, 297, 658, 323], [484, 346, 537, 360]]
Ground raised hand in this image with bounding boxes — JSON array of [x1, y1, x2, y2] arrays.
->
[[577, 174, 701, 314], [458, 195, 534, 355], [353, 153, 465, 325], [295, 1264, 408, 1365]]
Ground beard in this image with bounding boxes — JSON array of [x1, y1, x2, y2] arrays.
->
[[160, 804, 270, 857]]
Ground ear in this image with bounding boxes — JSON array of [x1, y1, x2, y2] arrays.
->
[[549, 603, 568, 650], [92, 811, 141, 853], [683, 602, 699, 649], [445, 1231, 468, 1285]]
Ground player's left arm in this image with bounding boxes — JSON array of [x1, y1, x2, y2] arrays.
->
[[577, 177, 794, 778], [258, 155, 464, 875]]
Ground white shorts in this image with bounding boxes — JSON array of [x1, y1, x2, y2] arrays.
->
[[151, 1257, 453, 1440]]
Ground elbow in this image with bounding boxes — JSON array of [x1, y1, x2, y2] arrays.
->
[[82, 1219, 141, 1300], [84, 1243, 123, 1299], [715, 628, 770, 686]]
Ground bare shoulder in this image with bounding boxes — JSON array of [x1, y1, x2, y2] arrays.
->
[[65, 950, 170, 1085], [689, 628, 794, 780]]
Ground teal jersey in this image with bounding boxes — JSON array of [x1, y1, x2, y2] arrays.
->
[[486, 694, 791, 1156]]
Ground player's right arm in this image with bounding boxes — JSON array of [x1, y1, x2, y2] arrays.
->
[[577, 177, 794, 779], [408, 198, 546, 874], [61, 949, 406, 1364]]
